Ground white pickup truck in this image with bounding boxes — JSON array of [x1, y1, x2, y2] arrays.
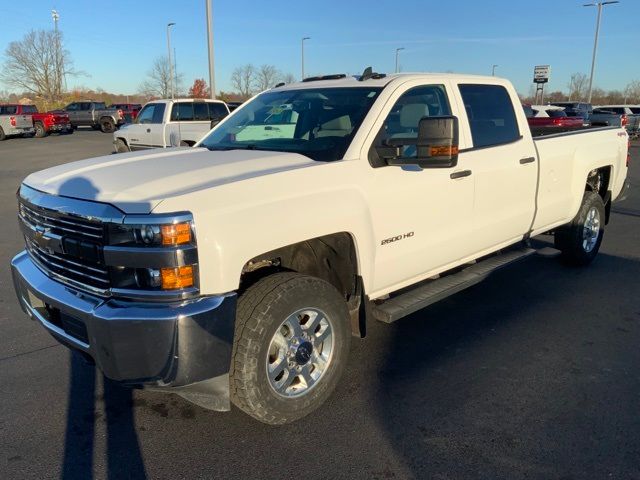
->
[[11, 71, 630, 425], [113, 98, 229, 152]]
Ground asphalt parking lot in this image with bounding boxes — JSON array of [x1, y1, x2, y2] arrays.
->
[[1, 131, 639, 479]]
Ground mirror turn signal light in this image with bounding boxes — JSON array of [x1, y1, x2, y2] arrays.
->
[[161, 265, 194, 289], [161, 222, 192, 245]]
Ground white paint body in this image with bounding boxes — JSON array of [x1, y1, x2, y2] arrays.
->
[[24, 74, 630, 300]]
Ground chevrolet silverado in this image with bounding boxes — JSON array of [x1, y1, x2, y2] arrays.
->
[[11, 71, 630, 424]]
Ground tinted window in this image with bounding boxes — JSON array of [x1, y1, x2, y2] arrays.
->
[[22, 105, 37, 113], [1, 105, 18, 114], [200, 87, 381, 162], [548, 110, 567, 118], [459, 84, 520, 148], [193, 102, 209, 121], [171, 102, 194, 121], [630, 107, 640, 114], [137, 104, 165, 124], [151, 103, 165, 124], [80, 103, 91, 110], [522, 105, 534, 118], [208, 103, 228, 120], [94, 102, 106, 109], [65, 103, 79, 111]]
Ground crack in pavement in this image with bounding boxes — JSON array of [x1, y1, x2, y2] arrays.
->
[[0, 343, 61, 362]]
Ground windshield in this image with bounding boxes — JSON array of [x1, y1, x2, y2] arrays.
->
[[199, 87, 382, 162]]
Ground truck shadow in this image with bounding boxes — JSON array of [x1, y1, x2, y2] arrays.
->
[[61, 352, 147, 480], [370, 252, 640, 478]]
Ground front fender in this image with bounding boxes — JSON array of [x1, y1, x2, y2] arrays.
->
[[154, 160, 376, 294]]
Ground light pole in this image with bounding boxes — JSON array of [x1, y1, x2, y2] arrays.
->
[[395, 47, 405, 73], [584, 1, 619, 103], [492, 64, 499, 76], [205, 0, 216, 99], [301, 37, 310, 80], [167, 22, 176, 99]]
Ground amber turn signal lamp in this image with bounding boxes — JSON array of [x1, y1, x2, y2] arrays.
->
[[161, 222, 192, 245], [161, 266, 194, 289], [430, 145, 459, 157]]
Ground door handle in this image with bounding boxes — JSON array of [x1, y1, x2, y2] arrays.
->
[[450, 170, 472, 179], [520, 156, 536, 164], [146, 128, 151, 133]]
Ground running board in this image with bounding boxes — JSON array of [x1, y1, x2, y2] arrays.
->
[[372, 247, 536, 324]]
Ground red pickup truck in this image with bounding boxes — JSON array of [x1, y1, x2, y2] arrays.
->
[[108, 103, 142, 123], [0, 104, 72, 138]]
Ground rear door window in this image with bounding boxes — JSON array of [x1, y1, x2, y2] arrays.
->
[[170, 102, 194, 121], [459, 84, 520, 148], [2, 105, 18, 114]]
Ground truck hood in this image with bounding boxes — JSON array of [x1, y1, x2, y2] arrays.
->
[[23, 147, 318, 214]]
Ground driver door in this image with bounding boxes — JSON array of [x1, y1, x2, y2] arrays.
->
[[363, 81, 476, 296]]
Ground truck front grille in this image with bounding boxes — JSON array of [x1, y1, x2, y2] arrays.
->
[[19, 201, 110, 295]]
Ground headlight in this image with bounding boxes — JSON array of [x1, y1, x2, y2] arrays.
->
[[109, 221, 193, 247]]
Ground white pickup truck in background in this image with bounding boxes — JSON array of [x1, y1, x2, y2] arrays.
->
[[0, 111, 34, 140], [12, 71, 630, 425], [113, 98, 230, 152]]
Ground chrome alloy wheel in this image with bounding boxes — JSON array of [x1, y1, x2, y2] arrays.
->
[[582, 206, 601, 253], [266, 307, 334, 398]]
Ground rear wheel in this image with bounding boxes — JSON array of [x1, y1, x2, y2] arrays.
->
[[100, 118, 115, 133], [0, 126, 6, 141], [554, 191, 605, 266], [34, 122, 47, 138], [231, 272, 351, 424]]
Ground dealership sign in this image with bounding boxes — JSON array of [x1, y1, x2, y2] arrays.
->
[[533, 65, 550, 84]]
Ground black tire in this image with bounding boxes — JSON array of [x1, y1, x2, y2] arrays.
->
[[0, 126, 5, 141], [63, 125, 74, 135], [115, 138, 130, 153], [34, 122, 47, 138], [554, 191, 605, 266], [231, 272, 351, 425], [100, 118, 115, 133]]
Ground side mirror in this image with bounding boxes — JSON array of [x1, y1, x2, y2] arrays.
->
[[376, 116, 459, 169], [210, 119, 221, 129]]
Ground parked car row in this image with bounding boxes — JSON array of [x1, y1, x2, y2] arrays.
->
[[523, 101, 640, 137]]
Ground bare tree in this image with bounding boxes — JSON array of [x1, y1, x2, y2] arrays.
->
[[0, 30, 74, 103], [254, 64, 282, 91], [281, 72, 296, 85], [624, 80, 640, 104], [231, 64, 256, 98], [568, 73, 588, 102], [139, 56, 183, 99]]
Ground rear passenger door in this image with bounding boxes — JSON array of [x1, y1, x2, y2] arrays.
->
[[456, 83, 537, 251]]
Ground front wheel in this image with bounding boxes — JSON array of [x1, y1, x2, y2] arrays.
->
[[231, 272, 351, 424], [554, 191, 605, 266], [114, 138, 130, 153]]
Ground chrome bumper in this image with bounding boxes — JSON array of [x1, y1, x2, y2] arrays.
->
[[11, 251, 237, 409]]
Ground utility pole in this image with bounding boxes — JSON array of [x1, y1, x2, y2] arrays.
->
[[205, 0, 216, 99], [395, 47, 405, 73], [584, 1, 619, 103], [492, 64, 499, 76], [167, 22, 176, 99], [51, 10, 63, 98], [301, 37, 310, 80]]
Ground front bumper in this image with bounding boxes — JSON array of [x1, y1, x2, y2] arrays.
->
[[11, 251, 237, 407]]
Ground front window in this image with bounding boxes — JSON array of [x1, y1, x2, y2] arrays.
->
[[199, 87, 382, 162]]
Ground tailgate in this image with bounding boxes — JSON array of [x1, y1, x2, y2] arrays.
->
[[15, 115, 33, 128], [53, 113, 70, 124]]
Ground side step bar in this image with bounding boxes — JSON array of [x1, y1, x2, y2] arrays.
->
[[371, 247, 536, 324]]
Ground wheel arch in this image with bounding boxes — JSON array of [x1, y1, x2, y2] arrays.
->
[[239, 232, 368, 337]]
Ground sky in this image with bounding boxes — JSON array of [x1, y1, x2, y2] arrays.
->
[[1, 0, 639, 97]]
